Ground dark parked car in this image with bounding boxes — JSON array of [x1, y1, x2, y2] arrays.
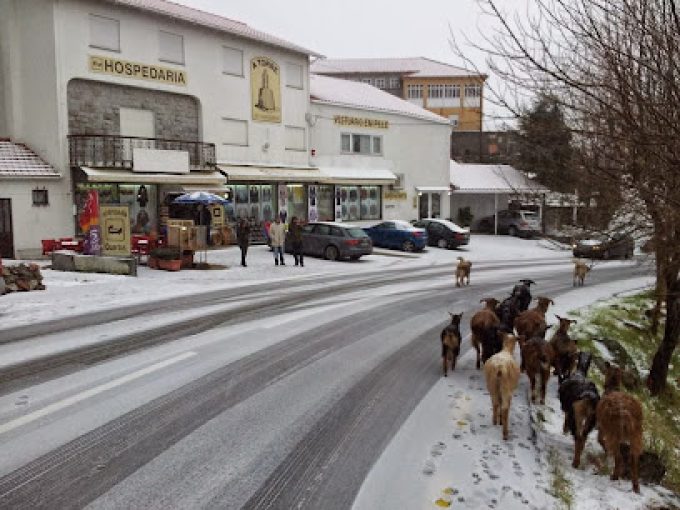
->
[[572, 233, 634, 259], [412, 218, 470, 249], [477, 209, 542, 238], [363, 220, 427, 252], [285, 222, 373, 261]]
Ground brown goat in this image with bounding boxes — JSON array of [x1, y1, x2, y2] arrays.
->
[[597, 362, 644, 493], [573, 259, 593, 287], [471, 298, 500, 369], [441, 312, 463, 376], [549, 315, 578, 383], [455, 257, 472, 287], [484, 332, 522, 440], [515, 296, 554, 340], [520, 327, 553, 404]]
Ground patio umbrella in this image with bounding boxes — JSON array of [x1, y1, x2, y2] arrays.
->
[[172, 191, 230, 205]]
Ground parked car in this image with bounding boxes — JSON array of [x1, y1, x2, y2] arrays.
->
[[285, 222, 373, 261], [572, 233, 634, 259], [412, 218, 470, 249], [363, 220, 427, 252], [476, 209, 542, 238]]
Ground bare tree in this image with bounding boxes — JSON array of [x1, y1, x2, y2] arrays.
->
[[456, 0, 680, 394]]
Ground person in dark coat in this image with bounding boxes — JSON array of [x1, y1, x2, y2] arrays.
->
[[236, 218, 251, 267], [289, 216, 304, 267]]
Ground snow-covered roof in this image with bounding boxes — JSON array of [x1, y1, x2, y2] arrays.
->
[[0, 140, 59, 178], [104, 0, 321, 57], [310, 74, 449, 124], [311, 57, 484, 79], [449, 161, 547, 194]]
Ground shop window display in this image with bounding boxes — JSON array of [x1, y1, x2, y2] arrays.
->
[[75, 183, 157, 235], [287, 184, 307, 222], [316, 185, 334, 221]]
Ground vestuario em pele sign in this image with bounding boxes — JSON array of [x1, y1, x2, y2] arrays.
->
[[89, 56, 187, 86]]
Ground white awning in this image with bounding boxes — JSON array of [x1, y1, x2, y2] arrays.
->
[[217, 165, 323, 182], [80, 167, 226, 185], [449, 161, 548, 194], [415, 186, 450, 192], [317, 166, 397, 184]]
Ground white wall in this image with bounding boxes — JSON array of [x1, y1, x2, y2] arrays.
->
[[309, 102, 451, 221], [1, 0, 314, 256], [0, 180, 75, 258], [54, 0, 311, 167], [0, 0, 74, 257]]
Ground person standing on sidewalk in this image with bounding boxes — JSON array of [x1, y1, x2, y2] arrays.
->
[[236, 218, 251, 267], [289, 216, 304, 267], [269, 216, 286, 266]]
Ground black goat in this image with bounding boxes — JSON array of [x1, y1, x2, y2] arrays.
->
[[558, 352, 600, 468], [512, 279, 535, 312], [496, 295, 521, 333]]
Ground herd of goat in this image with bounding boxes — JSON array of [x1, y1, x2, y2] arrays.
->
[[440, 260, 644, 494]]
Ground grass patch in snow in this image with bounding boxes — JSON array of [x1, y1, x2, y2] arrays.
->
[[568, 290, 680, 493], [548, 447, 574, 510]]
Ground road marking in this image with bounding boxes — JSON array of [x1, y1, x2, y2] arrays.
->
[[0, 351, 197, 435]]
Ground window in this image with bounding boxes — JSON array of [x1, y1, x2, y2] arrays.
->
[[389, 77, 400, 89], [361, 78, 373, 85], [89, 14, 120, 51], [285, 126, 306, 151], [445, 84, 461, 98], [464, 84, 482, 97], [407, 84, 423, 99], [428, 84, 444, 99], [372, 136, 382, 155], [352, 134, 371, 154], [341, 134, 383, 155], [374, 78, 386, 89], [341, 134, 351, 153], [223, 46, 243, 76], [32, 189, 49, 206], [286, 62, 303, 89], [222, 118, 248, 146], [448, 115, 459, 127], [340, 133, 383, 156], [159, 30, 184, 64]]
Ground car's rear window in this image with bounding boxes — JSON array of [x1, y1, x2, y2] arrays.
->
[[347, 228, 369, 238], [521, 212, 539, 221]]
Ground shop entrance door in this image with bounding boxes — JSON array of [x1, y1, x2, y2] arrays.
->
[[419, 193, 429, 219], [0, 199, 14, 258]]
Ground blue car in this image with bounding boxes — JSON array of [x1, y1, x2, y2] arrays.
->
[[363, 220, 428, 252]]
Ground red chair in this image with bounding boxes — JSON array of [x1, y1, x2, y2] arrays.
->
[[42, 239, 58, 255]]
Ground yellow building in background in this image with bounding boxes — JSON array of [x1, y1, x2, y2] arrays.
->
[[311, 57, 486, 132]]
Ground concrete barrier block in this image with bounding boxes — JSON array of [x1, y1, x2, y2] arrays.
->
[[52, 252, 137, 276]]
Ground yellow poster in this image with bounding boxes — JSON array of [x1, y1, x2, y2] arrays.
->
[[101, 206, 131, 256], [251, 57, 281, 123]]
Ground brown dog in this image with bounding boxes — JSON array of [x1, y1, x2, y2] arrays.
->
[[455, 257, 472, 287]]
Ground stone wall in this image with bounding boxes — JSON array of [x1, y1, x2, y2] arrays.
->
[[67, 79, 200, 141]]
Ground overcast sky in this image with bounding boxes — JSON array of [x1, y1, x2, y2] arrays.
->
[[175, 0, 527, 127]]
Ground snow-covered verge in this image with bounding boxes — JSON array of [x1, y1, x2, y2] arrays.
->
[[0, 235, 576, 331], [353, 275, 680, 510]]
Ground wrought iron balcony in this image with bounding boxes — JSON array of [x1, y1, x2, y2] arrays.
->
[[68, 135, 216, 171]]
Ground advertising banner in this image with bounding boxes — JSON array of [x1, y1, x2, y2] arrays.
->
[[308, 185, 318, 222], [251, 57, 281, 123], [79, 190, 101, 255], [101, 206, 131, 256], [278, 184, 288, 222]]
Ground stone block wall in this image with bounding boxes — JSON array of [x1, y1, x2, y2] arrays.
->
[[67, 79, 200, 141]]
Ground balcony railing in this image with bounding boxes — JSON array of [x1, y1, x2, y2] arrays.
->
[[68, 135, 216, 171]]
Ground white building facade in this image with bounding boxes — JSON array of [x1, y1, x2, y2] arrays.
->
[[0, 0, 452, 258]]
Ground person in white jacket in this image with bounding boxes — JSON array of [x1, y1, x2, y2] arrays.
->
[[268, 216, 287, 266]]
